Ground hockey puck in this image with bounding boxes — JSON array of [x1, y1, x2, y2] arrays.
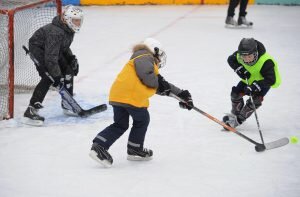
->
[[255, 145, 266, 152]]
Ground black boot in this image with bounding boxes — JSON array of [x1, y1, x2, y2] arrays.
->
[[238, 16, 253, 27], [225, 16, 237, 27], [22, 102, 45, 126], [127, 145, 153, 161], [89, 143, 113, 167]]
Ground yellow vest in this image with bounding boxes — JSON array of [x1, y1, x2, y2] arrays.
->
[[109, 54, 159, 108]]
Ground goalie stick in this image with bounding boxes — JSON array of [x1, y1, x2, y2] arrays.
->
[[23, 46, 107, 117], [170, 93, 289, 152]]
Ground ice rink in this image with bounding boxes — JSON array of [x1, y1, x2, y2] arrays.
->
[[0, 5, 300, 197]]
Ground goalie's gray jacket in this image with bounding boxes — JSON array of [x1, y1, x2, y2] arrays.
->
[[28, 16, 74, 78]]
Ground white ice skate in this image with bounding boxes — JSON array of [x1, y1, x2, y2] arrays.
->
[[222, 113, 240, 130]]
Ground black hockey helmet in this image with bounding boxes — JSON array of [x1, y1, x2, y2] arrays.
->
[[238, 38, 257, 55], [238, 38, 258, 66]]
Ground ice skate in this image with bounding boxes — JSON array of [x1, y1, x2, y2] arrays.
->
[[225, 16, 237, 28], [222, 113, 240, 130], [127, 146, 153, 161], [61, 100, 78, 117], [89, 143, 113, 167], [21, 103, 45, 126], [237, 16, 253, 28]]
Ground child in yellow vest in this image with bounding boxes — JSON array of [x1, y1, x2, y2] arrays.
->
[[89, 38, 194, 167], [223, 38, 281, 129]]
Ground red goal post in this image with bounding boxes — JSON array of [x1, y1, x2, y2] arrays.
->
[[0, 0, 62, 119]]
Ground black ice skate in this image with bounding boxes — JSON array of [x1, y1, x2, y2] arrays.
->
[[225, 16, 237, 28], [22, 103, 45, 126], [223, 114, 241, 130], [127, 146, 153, 161], [89, 143, 113, 167], [237, 16, 253, 27]]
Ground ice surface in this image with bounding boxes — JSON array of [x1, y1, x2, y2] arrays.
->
[[0, 5, 300, 197]]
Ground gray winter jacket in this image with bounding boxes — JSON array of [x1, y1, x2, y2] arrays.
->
[[110, 46, 182, 108], [29, 16, 74, 78], [131, 48, 181, 95]]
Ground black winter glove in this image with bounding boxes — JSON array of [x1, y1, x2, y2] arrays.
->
[[70, 55, 79, 76], [235, 66, 251, 80], [244, 81, 262, 95], [52, 76, 64, 88], [177, 90, 193, 110], [157, 74, 171, 96]]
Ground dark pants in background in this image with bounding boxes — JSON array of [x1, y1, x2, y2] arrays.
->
[[227, 0, 249, 17]]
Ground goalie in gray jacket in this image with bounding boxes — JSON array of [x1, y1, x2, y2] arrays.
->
[[22, 5, 83, 126]]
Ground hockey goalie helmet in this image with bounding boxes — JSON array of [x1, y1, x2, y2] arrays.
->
[[63, 5, 83, 33], [143, 38, 167, 68], [238, 38, 258, 66]]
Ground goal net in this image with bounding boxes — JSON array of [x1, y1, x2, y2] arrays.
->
[[0, 0, 62, 119]]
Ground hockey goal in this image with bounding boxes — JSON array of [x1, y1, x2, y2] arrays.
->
[[0, 0, 62, 119]]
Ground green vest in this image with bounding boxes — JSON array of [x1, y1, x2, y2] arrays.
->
[[237, 53, 281, 88]]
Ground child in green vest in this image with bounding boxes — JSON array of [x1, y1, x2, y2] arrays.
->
[[223, 38, 281, 129]]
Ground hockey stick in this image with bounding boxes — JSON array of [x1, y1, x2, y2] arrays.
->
[[170, 93, 289, 152], [23, 46, 107, 117], [58, 85, 107, 117], [245, 78, 265, 145]]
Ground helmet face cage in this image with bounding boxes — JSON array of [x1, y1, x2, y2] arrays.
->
[[154, 47, 167, 68], [240, 51, 258, 66], [238, 38, 258, 66], [63, 6, 83, 33], [143, 38, 167, 68], [158, 51, 167, 68]]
